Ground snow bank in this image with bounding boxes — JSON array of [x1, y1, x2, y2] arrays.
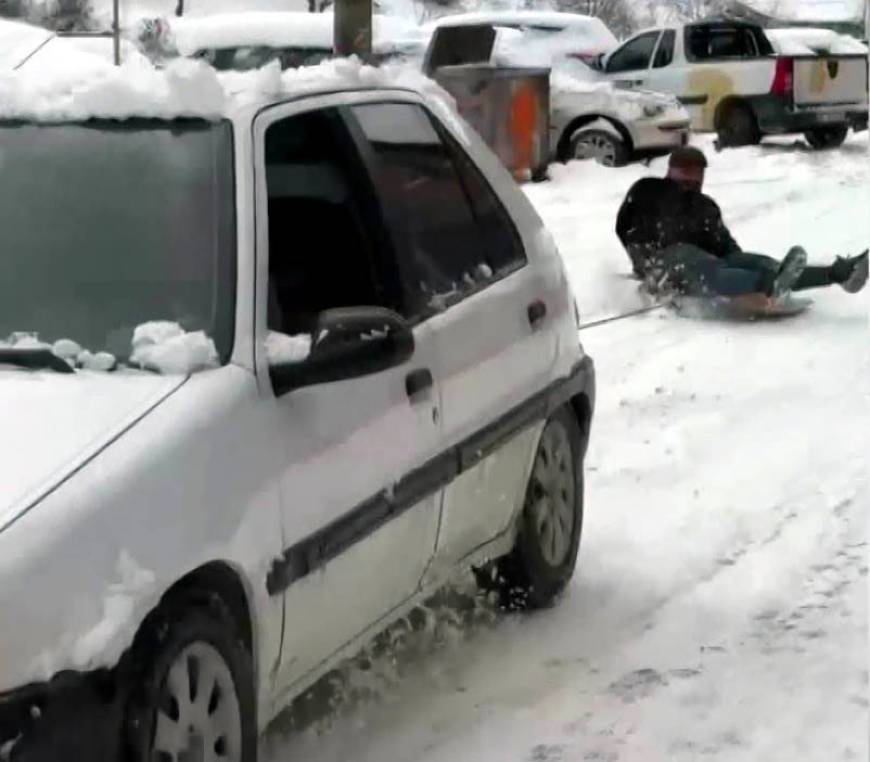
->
[[0, 17, 52, 70], [130, 321, 219, 374]]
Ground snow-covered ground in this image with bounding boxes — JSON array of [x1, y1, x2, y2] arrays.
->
[[264, 132, 868, 761]]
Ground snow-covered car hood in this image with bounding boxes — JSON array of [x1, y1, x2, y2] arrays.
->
[[0, 370, 185, 533], [551, 71, 687, 123]]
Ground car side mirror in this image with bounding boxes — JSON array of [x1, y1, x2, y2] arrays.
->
[[269, 306, 414, 396]]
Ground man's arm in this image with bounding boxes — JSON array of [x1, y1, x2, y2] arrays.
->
[[616, 181, 657, 276], [615, 186, 635, 247], [704, 198, 742, 257]]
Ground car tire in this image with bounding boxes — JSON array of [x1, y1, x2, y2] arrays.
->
[[804, 124, 849, 150], [568, 129, 629, 167], [716, 103, 761, 148], [479, 407, 585, 611], [124, 595, 257, 762]]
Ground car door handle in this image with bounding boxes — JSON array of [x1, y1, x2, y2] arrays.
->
[[527, 300, 547, 330], [405, 368, 433, 401]]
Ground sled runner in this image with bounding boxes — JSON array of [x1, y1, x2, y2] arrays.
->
[[672, 293, 813, 320]]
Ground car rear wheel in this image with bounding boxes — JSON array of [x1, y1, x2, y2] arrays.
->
[[125, 597, 256, 762], [804, 124, 848, 150], [569, 129, 628, 167], [477, 407, 584, 610], [716, 103, 760, 148]]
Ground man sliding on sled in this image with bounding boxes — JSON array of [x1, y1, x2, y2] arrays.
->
[[616, 146, 868, 312]]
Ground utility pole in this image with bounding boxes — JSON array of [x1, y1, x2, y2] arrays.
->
[[112, 0, 119, 65], [334, 0, 372, 60]]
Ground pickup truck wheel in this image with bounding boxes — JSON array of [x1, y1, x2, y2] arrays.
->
[[125, 599, 256, 762], [480, 407, 584, 611], [716, 103, 760, 147], [804, 124, 848, 150], [569, 129, 628, 167]]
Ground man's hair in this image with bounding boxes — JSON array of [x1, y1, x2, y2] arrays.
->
[[668, 146, 708, 170]]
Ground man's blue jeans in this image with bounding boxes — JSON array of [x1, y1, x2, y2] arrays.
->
[[657, 244, 779, 297]]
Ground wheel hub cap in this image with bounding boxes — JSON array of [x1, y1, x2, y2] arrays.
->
[[574, 135, 616, 166], [152, 642, 242, 762], [529, 422, 575, 567]]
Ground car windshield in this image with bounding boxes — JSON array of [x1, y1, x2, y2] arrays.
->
[[0, 119, 236, 366]]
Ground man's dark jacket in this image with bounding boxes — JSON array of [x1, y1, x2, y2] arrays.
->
[[615, 177, 741, 276]]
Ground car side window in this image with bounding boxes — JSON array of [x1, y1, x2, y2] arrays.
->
[[685, 26, 759, 61], [653, 29, 676, 68], [605, 31, 660, 73], [348, 102, 525, 319], [263, 108, 402, 337]]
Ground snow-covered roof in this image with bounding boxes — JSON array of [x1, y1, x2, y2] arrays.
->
[[169, 11, 417, 56], [740, 0, 864, 22], [424, 11, 618, 51], [0, 55, 459, 129]]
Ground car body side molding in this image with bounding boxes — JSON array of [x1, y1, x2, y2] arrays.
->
[[265, 355, 594, 596]]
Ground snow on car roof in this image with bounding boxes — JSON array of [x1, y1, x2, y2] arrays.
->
[[424, 11, 618, 53], [764, 26, 868, 54], [0, 55, 460, 130], [169, 11, 417, 56], [426, 10, 618, 46]]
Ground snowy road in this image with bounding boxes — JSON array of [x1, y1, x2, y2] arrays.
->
[[265, 134, 868, 762]]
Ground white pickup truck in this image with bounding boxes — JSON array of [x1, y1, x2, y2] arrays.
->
[[597, 20, 869, 148]]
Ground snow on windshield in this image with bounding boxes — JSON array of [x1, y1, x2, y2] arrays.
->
[[1, 323, 220, 375]]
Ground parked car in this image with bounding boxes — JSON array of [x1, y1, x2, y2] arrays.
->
[[0, 70, 594, 761], [165, 10, 418, 70], [423, 17, 691, 167], [596, 20, 869, 148]]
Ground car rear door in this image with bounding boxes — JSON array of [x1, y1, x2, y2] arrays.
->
[[344, 100, 561, 577], [252, 97, 444, 695], [677, 23, 776, 130]]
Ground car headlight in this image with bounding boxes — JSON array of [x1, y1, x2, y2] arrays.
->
[[643, 103, 666, 118]]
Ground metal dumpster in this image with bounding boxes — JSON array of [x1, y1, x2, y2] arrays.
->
[[424, 25, 551, 182]]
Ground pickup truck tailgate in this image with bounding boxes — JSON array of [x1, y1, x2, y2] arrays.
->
[[793, 55, 869, 108]]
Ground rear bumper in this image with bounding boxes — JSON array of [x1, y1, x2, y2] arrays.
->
[[0, 670, 123, 762], [750, 93, 869, 134]]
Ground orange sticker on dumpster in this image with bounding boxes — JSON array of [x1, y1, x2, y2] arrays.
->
[[511, 84, 537, 178]]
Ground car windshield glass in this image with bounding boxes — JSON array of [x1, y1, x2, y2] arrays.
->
[[0, 119, 236, 367]]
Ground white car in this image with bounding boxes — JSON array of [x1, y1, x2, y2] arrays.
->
[[0, 63, 594, 761], [423, 14, 691, 166], [598, 20, 869, 147]]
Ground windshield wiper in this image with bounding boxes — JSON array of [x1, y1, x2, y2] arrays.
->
[[0, 347, 75, 374]]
